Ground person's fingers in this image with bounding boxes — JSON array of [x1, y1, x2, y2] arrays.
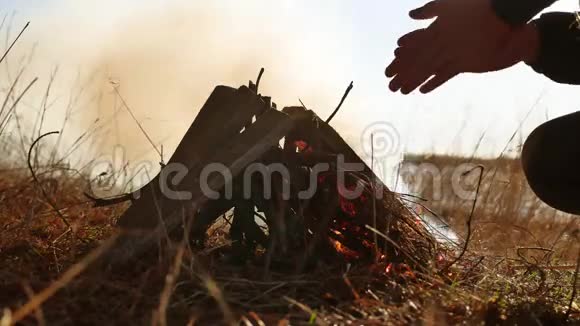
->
[[389, 75, 404, 92], [401, 71, 433, 94], [390, 23, 441, 81], [394, 47, 402, 57], [386, 45, 418, 78], [388, 22, 444, 92], [419, 69, 459, 93], [394, 43, 426, 59], [401, 62, 440, 94], [385, 56, 401, 78], [397, 28, 428, 47], [399, 34, 445, 94], [391, 46, 438, 93], [409, 0, 442, 20]]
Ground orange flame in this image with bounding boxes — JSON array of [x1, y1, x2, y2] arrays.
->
[[329, 238, 360, 260]]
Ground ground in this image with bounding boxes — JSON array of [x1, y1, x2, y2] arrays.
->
[[0, 154, 578, 325]]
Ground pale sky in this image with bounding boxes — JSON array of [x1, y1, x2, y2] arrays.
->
[[2, 0, 579, 184]]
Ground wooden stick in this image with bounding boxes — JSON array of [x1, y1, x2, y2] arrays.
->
[[255, 68, 265, 93], [325, 81, 353, 124]]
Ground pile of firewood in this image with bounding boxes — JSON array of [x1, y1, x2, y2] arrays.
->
[[96, 72, 435, 271]]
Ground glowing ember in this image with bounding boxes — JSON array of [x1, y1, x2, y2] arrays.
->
[[337, 184, 362, 217], [384, 263, 416, 279], [294, 140, 313, 153], [329, 238, 360, 260], [385, 262, 393, 274], [316, 172, 383, 261], [398, 263, 416, 279]]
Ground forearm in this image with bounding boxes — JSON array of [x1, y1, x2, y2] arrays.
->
[[527, 12, 580, 85], [491, 0, 557, 25]]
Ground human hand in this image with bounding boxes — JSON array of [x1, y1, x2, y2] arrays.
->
[[385, 0, 540, 94]]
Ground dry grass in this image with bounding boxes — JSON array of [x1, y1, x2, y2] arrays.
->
[[0, 149, 577, 325], [402, 154, 579, 261]]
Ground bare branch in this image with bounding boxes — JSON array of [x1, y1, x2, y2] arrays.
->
[[27, 131, 71, 229], [325, 81, 353, 124], [442, 165, 485, 272], [255, 67, 265, 93]]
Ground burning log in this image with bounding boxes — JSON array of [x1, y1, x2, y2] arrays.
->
[[100, 76, 435, 271]]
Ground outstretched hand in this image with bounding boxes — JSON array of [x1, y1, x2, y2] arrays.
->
[[386, 0, 539, 94]]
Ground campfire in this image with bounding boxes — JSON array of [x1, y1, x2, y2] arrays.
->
[[91, 70, 435, 271]]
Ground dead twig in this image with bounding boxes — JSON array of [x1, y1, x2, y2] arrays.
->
[[0, 21, 29, 65], [199, 272, 236, 325], [365, 225, 427, 273], [21, 282, 46, 326], [32, 66, 59, 167], [0, 77, 39, 136], [255, 67, 265, 93], [27, 131, 71, 229], [157, 245, 185, 326], [442, 165, 484, 272], [112, 84, 162, 159], [0, 66, 24, 125], [84, 191, 133, 207], [325, 81, 353, 124]]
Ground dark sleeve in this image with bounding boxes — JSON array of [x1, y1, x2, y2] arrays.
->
[[491, 0, 557, 25], [528, 12, 580, 85]]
